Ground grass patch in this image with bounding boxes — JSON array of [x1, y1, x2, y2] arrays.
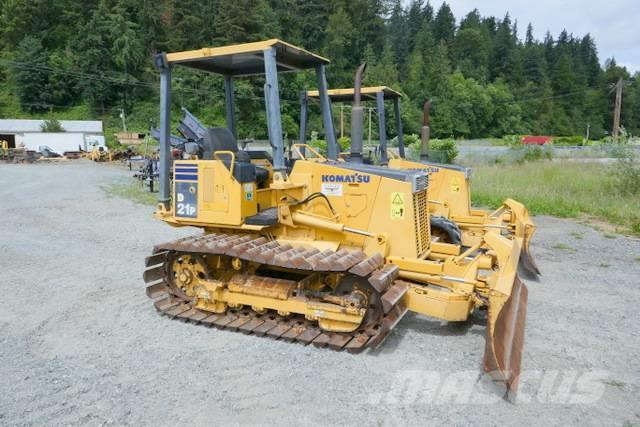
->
[[602, 379, 626, 388], [569, 231, 584, 239], [552, 243, 575, 252], [102, 182, 157, 205], [470, 161, 640, 235], [598, 262, 610, 268]]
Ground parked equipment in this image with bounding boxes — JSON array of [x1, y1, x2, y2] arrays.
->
[[144, 40, 528, 398], [303, 85, 405, 164], [150, 107, 207, 159], [302, 78, 539, 278], [87, 145, 110, 162], [389, 102, 540, 277], [133, 158, 159, 192], [0, 141, 37, 163], [38, 145, 62, 158]]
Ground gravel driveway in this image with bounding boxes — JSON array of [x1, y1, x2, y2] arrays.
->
[[1, 161, 639, 426]]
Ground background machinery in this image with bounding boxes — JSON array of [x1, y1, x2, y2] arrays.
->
[[301, 75, 539, 278], [303, 85, 405, 164], [143, 40, 528, 398]]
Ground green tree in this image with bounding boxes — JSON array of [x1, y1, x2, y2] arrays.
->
[[491, 13, 517, 81], [486, 80, 523, 136], [40, 118, 66, 132], [45, 50, 78, 106], [12, 36, 49, 112], [296, 0, 329, 48], [387, 0, 409, 77], [323, 6, 355, 85], [73, 1, 118, 113], [453, 27, 490, 82], [214, 0, 279, 44], [433, 2, 455, 45], [366, 41, 399, 86]]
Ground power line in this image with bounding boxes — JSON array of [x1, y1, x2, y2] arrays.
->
[[0, 59, 610, 116], [0, 58, 308, 109]]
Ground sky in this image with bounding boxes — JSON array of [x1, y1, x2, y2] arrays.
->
[[426, 0, 639, 73]]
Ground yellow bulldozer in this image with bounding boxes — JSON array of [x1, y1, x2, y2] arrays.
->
[[302, 72, 539, 278], [87, 145, 111, 162], [143, 40, 528, 398]]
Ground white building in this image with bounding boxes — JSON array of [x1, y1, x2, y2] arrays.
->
[[0, 119, 105, 154]]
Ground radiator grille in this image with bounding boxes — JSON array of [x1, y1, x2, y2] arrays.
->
[[413, 190, 430, 256]]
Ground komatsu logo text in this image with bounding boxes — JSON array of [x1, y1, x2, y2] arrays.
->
[[321, 173, 370, 184]]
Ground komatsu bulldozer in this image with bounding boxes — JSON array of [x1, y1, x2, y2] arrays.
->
[[301, 69, 539, 278], [143, 40, 528, 398]]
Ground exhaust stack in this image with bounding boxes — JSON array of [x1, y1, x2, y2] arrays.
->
[[350, 63, 367, 163], [420, 100, 432, 160]]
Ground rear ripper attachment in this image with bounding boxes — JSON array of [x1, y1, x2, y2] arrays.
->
[[143, 233, 409, 352]]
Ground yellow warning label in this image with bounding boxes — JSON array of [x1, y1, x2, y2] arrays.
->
[[451, 177, 461, 193], [390, 192, 405, 219]]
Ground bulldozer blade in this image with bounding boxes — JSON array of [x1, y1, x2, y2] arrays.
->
[[501, 198, 540, 278], [518, 247, 541, 280], [483, 276, 528, 400]]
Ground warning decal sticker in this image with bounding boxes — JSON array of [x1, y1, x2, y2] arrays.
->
[[390, 192, 405, 219], [321, 183, 343, 196], [451, 177, 461, 193]]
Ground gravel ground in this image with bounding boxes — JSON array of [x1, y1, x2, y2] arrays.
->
[[1, 161, 639, 426]]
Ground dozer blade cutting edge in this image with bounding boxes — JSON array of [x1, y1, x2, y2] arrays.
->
[[484, 276, 528, 400], [519, 242, 541, 279], [481, 230, 529, 399]]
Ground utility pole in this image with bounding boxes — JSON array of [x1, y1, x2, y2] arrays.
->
[[368, 107, 372, 145], [610, 78, 632, 137], [119, 108, 127, 133], [340, 104, 344, 138], [585, 123, 590, 142]]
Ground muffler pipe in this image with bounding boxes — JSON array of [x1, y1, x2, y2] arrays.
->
[[350, 63, 367, 163], [420, 100, 432, 160]]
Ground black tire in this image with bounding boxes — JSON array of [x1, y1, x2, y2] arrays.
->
[[430, 215, 462, 245]]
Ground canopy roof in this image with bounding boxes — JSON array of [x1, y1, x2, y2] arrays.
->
[[165, 39, 329, 76], [306, 86, 402, 102]]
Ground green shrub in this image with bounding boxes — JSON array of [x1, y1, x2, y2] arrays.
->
[[612, 144, 640, 196], [515, 145, 553, 164], [405, 136, 458, 163], [429, 139, 458, 163], [402, 134, 421, 147], [308, 131, 327, 156], [553, 135, 585, 146], [501, 134, 524, 146], [40, 118, 65, 132], [337, 136, 350, 152]]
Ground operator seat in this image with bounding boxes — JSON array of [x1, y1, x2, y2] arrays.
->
[[203, 127, 269, 186]]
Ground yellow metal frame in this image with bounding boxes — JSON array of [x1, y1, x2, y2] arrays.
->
[[306, 86, 402, 101], [167, 39, 329, 64]]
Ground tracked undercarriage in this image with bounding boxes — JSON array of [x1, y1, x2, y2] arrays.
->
[[144, 233, 409, 352]]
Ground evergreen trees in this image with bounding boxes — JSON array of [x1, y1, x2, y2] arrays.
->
[[0, 0, 637, 138], [12, 36, 50, 112]]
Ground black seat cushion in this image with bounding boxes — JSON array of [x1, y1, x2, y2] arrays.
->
[[255, 166, 269, 186], [202, 127, 249, 162]]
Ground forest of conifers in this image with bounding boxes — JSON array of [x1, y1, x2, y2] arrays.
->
[[1, 0, 638, 141]]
